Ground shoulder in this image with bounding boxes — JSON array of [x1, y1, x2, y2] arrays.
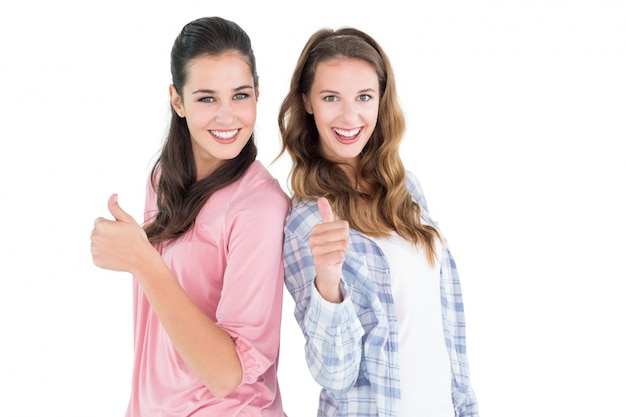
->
[[240, 161, 285, 192], [404, 170, 430, 212], [284, 198, 320, 239], [404, 170, 424, 199], [198, 161, 289, 224], [234, 161, 290, 209]]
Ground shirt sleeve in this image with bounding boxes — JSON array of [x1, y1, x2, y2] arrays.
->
[[283, 208, 365, 392], [441, 243, 480, 416], [216, 179, 290, 385]]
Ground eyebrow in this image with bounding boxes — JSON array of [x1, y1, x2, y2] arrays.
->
[[318, 88, 377, 95], [192, 85, 254, 95]]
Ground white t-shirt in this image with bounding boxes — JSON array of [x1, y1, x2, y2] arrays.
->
[[372, 232, 454, 417]]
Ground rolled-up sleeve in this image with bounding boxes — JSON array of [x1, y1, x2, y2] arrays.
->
[[217, 180, 289, 385]]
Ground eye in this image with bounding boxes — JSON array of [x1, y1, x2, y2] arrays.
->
[[199, 96, 215, 103], [323, 95, 338, 102], [357, 94, 373, 102], [233, 93, 249, 100]]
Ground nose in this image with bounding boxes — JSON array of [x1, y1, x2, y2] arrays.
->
[[215, 101, 235, 125], [340, 101, 359, 124]]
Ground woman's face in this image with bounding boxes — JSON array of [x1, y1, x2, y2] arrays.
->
[[303, 57, 379, 170], [170, 52, 258, 180]]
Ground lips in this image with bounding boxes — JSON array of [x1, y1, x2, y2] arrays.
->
[[333, 127, 362, 144], [210, 129, 239, 144]]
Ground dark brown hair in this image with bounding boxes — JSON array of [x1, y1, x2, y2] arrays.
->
[[144, 16, 258, 244]]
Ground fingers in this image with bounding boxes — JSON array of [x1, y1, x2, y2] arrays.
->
[[309, 197, 349, 301], [310, 197, 349, 267], [309, 225, 349, 254], [107, 193, 137, 225], [93, 216, 104, 228], [90, 194, 144, 272], [312, 196, 348, 252], [317, 197, 334, 223], [90, 216, 113, 262], [310, 243, 348, 271]]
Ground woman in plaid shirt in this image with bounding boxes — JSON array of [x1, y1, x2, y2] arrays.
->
[[276, 27, 479, 417]]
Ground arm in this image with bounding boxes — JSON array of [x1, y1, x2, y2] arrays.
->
[[283, 204, 365, 392], [440, 243, 480, 416], [216, 185, 289, 387], [91, 194, 243, 397], [309, 197, 349, 303]]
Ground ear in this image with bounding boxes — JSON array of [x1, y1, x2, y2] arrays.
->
[[169, 85, 185, 118], [255, 76, 260, 102], [302, 93, 313, 114]]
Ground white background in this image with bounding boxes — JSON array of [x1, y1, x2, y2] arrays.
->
[[1, 1, 624, 416]]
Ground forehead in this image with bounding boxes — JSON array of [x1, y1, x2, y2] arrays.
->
[[312, 57, 378, 89], [184, 52, 254, 87]]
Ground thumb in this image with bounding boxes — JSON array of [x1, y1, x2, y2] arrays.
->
[[317, 197, 334, 223], [107, 194, 137, 224]]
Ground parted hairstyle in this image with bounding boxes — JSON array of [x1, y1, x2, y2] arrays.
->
[[144, 16, 258, 245], [277, 27, 441, 265]]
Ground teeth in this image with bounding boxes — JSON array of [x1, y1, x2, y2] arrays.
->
[[334, 128, 360, 137], [211, 129, 238, 139]]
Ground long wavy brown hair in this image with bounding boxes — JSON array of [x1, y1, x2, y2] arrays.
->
[[144, 17, 258, 245], [277, 27, 441, 265]]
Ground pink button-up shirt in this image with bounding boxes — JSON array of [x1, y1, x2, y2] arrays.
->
[[126, 161, 289, 417]]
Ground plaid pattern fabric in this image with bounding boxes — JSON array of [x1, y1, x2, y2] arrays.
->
[[283, 171, 479, 417]]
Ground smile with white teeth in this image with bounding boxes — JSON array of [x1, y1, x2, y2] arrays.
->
[[334, 127, 361, 137], [211, 129, 239, 139]]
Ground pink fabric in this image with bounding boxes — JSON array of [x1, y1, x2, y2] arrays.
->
[[126, 161, 289, 417]]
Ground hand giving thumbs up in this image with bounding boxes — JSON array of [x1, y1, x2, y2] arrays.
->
[[90, 194, 151, 274], [308, 197, 349, 303]]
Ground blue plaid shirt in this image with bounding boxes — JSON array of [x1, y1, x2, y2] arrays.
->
[[283, 171, 479, 417]]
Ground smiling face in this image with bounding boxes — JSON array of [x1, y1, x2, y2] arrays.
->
[[170, 51, 258, 179], [303, 57, 379, 171]]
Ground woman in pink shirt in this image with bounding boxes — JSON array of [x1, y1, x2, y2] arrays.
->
[[90, 16, 289, 416]]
